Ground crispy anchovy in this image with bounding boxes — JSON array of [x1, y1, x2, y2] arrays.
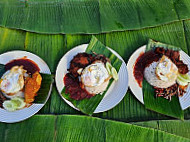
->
[[154, 83, 187, 101]]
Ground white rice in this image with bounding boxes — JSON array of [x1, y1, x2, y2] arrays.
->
[[85, 79, 109, 94], [144, 61, 177, 88]]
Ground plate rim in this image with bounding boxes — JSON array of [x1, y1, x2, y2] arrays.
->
[[127, 45, 190, 110], [0, 50, 52, 123], [55, 44, 129, 113], [127, 45, 146, 104]]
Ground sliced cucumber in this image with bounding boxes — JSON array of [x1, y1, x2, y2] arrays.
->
[[111, 67, 119, 81], [178, 73, 190, 82], [106, 62, 112, 75], [177, 77, 188, 86], [3, 100, 17, 112], [106, 62, 119, 81], [11, 97, 26, 109], [177, 74, 189, 84]]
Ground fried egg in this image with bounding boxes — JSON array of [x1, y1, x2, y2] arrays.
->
[[81, 61, 110, 87], [156, 55, 178, 81], [0, 66, 27, 95]]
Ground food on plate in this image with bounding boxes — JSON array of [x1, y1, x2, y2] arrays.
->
[[144, 55, 178, 88], [0, 58, 42, 111], [3, 97, 26, 112], [0, 66, 26, 95], [134, 46, 190, 101], [24, 72, 42, 104], [133, 50, 160, 87], [64, 52, 118, 100]]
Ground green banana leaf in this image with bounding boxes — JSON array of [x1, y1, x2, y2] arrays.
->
[[1, 0, 190, 34], [34, 74, 54, 104], [143, 79, 184, 119], [0, 64, 53, 104], [133, 120, 190, 139], [0, 64, 5, 78], [146, 39, 181, 51], [0, 115, 189, 142], [61, 36, 122, 115], [143, 39, 184, 119], [1, 20, 190, 121], [1, 1, 190, 140]]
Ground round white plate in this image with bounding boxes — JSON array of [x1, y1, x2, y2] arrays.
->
[[56, 44, 128, 113], [0, 51, 52, 123], [127, 45, 190, 110]]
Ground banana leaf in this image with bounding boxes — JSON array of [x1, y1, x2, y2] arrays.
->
[[1, 0, 190, 34], [56, 115, 190, 142], [0, 64, 53, 104], [24, 32, 66, 73], [133, 120, 190, 139], [146, 39, 181, 51], [0, 115, 189, 142], [0, 64, 5, 78], [34, 74, 54, 104], [1, 20, 190, 121], [0, 115, 55, 142], [143, 79, 184, 119], [143, 39, 184, 119], [0, 20, 189, 120], [61, 36, 122, 115]]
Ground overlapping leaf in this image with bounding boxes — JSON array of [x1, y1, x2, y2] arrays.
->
[[1, 0, 190, 34], [1, 20, 190, 121], [1, 115, 190, 142], [61, 36, 122, 115]]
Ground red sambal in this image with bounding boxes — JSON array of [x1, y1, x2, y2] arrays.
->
[[64, 52, 109, 100], [5, 58, 40, 74], [133, 47, 189, 88], [64, 73, 93, 100], [133, 51, 161, 87]]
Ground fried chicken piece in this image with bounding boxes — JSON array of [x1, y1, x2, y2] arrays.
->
[[165, 49, 172, 57], [24, 72, 42, 104], [177, 64, 189, 74], [154, 48, 189, 74], [171, 51, 180, 61], [154, 47, 165, 54], [69, 53, 94, 77]]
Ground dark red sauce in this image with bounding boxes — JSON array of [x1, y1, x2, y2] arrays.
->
[[63, 52, 110, 100], [64, 73, 93, 100], [5, 58, 40, 74], [133, 51, 161, 87]]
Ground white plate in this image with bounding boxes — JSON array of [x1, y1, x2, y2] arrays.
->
[[56, 44, 128, 113], [0, 51, 52, 123], [127, 45, 190, 110]]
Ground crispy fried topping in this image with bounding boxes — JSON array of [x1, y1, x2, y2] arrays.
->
[[24, 72, 42, 104]]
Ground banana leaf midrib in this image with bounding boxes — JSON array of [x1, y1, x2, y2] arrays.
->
[[1, 0, 190, 34], [1, 114, 190, 142], [1, 20, 190, 122]]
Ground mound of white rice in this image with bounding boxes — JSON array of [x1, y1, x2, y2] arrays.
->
[[144, 61, 177, 88], [84, 79, 109, 94]]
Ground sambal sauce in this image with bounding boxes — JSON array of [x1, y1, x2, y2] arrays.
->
[[5, 58, 40, 74], [133, 51, 160, 87], [64, 73, 93, 100]]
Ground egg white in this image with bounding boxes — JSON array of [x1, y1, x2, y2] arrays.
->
[[81, 61, 110, 87], [0, 66, 27, 95], [156, 55, 178, 81]]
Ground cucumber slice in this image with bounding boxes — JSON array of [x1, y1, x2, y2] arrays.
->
[[11, 97, 26, 109], [178, 73, 190, 82], [177, 74, 189, 84], [3, 100, 17, 112], [111, 67, 119, 81], [106, 62, 112, 75], [177, 77, 188, 86]]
